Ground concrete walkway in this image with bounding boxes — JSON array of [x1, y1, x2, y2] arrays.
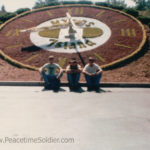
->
[[0, 86, 150, 150]]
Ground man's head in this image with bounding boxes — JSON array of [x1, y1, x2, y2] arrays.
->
[[70, 58, 77, 66], [89, 57, 94, 66], [49, 55, 54, 64]]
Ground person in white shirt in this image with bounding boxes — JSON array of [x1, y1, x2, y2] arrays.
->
[[39, 55, 63, 90], [83, 57, 102, 91]]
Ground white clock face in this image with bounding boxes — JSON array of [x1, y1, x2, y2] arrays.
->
[[30, 16, 111, 53]]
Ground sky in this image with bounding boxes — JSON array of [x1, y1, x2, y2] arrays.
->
[[0, 0, 136, 12]]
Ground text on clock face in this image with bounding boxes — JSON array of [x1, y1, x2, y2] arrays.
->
[[30, 16, 111, 53]]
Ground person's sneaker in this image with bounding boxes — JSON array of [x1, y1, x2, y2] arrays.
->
[[94, 86, 100, 92], [87, 86, 92, 91], [44, 83, 51, 89], [53, 87, 59, 92]]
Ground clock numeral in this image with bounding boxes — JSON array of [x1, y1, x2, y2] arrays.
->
[[46, 11, 53, 16], [22, 18, 34, 23], [67, 8, 83, 15], [85, 40, 96, 47], [67, 8, 72, 15], [121, 28, 136, 37], [94, 53, 105, 63], [6, 43, 24, 49], [113, 19, 126, 24], [77, 41, 87, 48], [58, 57, 67, 68], [96, 11, 105, 17], [24, 54, 39, 63], [80, 8, 84, 15], [5, 29, 20, 37], [114, 43, 131, 49], [5, 29, 12, 37], [47, 39, 58, 47]]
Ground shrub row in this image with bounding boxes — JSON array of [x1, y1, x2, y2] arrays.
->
[[0, 2, 150, 26], [138, 16, 150, 24], [0, 8, 31, 23], [15, 8, 31, 14], [0, 12, 17, 22]]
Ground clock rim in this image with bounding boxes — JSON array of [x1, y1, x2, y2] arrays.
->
[[0, 4, 147, 70]]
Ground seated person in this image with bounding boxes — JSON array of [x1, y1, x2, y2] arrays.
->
[[39, 55, 63, 90], [83, 57, 103, 91], [66, 58, 82, 90]]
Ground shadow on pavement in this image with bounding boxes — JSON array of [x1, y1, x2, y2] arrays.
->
[[41, 87, 111, 93], [41, 87, 66, 92], [69, 87, 85, 93], [95, 88, 112, 93]]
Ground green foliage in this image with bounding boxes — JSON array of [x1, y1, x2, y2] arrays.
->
[[123, 8, 139, 17], [62, 1, 78, 5], [77, 1, 93, 5], [0, 12, 17, 22], [139, 9, 150, 17], [1, 5, 6, 12], [138, 15, 150, 24], [148, 22, 150, 27], [95, 2, 109, 7], [136, 4, 146, 10], [46, 1, 60, 6], [0, 21, 3, 24], [15, 8, 30, 14], [33, 0, 59, 9], [109, 4, 124, 10], [132, 0, 150, 10]]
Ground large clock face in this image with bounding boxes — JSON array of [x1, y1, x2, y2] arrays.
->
[[0, 5, 146, 69]]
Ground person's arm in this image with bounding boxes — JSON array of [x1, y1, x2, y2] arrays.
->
[[38, 64, 47, 73], [77, 64, 82, 73], [66, 65, 72, 74], [82, 65, 92, 76], [94, 65, 103, 76], [57, 65, 63, 79]]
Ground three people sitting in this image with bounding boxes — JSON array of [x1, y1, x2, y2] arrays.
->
[[39, 55, 103, 91]]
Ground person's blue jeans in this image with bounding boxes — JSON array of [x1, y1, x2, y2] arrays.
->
[[85, 73, 102, 88], [67, 73, 80, 87], [41, 71, 63, 89]]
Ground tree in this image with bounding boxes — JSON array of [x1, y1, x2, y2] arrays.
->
[[107, 0, 126, 6], [132, 0, 147, 10], [1, 5, 6, 12], [147, 0, 150, 8], [33, 0, 58, 8]]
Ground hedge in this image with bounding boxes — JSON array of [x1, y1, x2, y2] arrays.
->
[[95, 2, 109, 7], [62, 1, 78, 5], [138, 15, 150, 24], [109, 5, 124, 10], [15, 8, 31, 14], [77, 1, 93, 5], [0, 12, 17, 22], [123, 8, 139, 17]]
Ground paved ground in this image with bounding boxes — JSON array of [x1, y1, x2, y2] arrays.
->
[[0, 86, 150, 150]]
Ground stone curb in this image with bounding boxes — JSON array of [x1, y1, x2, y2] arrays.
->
[[0, 81, 150, 88]]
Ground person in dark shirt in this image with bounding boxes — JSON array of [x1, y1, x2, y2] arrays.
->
[[66, 58, 82, 90]]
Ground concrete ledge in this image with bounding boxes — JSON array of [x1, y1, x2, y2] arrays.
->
[[0, 81, 150, 88]]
